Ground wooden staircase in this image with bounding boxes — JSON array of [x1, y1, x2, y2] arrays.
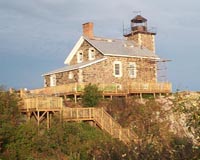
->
[[19, 95, 138, 144], [63, 107, 137, 144]]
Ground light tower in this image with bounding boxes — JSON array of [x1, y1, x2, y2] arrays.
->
[[124, 15, 156, 52]]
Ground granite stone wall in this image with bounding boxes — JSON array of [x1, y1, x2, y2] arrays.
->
[[44, 56, 157, 88]]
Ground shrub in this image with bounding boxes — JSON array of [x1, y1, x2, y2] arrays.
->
[[82, 84, 102, 107]]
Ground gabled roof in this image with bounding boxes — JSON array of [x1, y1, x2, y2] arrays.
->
[[64, 36, 159, 64], [43, 57, 107, 76]]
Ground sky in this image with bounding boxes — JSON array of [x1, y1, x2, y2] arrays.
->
[[0, 0, 200, 91]]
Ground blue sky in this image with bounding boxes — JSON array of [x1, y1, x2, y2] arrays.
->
[[0, 0, 200, 91]]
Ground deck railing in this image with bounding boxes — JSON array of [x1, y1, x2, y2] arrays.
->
[[30, 82, 171, 95], [20, 96, 63, 111], [63, 107, 137, 143]]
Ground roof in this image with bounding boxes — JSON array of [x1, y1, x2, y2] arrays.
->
[[43, 57, 107, 76], [64, 36, 159, 64], [131, 15, 147, 23], [85, 37, 158, 58]]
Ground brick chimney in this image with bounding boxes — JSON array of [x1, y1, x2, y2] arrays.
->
[[82, 22, 94, 39]]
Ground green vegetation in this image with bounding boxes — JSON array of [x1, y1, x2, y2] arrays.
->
[[82, 84, 102, 107], [173, 92, 200, 144], [0, 89, 200, 159]]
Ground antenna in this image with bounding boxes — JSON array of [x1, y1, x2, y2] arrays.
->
[[133, 11, 141, 15]]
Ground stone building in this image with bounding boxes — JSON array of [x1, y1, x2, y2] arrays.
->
[[42, 15, 171, 93]]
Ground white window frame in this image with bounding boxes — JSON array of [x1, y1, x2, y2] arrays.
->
[[44, 78, 47, 87], [129, 62, 137, 78], [77, 50, 83, 63], [50, 74, 56, 87], [113, 61, 122, 77], [68, 71, 74, 79], [88, 47, 95, 60]]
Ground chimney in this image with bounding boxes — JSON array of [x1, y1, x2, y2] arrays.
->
[[82, 22, 94, 39]]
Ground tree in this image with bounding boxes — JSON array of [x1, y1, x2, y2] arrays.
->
[[82, 84, 102, 107], [0, 89, 21, 158]]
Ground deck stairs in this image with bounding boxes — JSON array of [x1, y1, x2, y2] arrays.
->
[[62, 107, 137, 144]]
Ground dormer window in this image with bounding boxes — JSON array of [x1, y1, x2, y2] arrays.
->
[[77, 50, 83, 63], [88, 48, 95, 60]]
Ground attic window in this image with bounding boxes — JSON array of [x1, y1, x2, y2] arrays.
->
[[88, 48, 95, 60], [113, 61, 122, 77], [77, 50, 83, 63]]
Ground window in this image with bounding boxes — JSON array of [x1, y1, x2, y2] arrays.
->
[[128, 62, 137, 78], [68, 71, 74, 79], [77, 50, 83, 63], [44, 78, 47, 87], [50, 74, 56, 86], [88, 48, 95, 60], [113, 61, 122, 77]]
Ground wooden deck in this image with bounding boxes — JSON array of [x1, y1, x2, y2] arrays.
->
[[20, 96, 137, 144], [29, 82, 172, 96]]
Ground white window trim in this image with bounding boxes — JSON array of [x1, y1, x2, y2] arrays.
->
[[50, 74, 56, 87], [77, 50, 83, 63], [44, 78, 47, 87], [113, 61, 122, 77], [68, 71, 74, 79], [88, 47, 95, 60], [129, 62, 137, 78]]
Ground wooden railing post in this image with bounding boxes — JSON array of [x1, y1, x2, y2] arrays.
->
[[110, 117, 113, 135], [76, 108, 78, 119], [119, 127, 122, 141]]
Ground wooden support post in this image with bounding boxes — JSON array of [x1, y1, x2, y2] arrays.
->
[[140, 93, 143, 101], [153, 93, 156, 99], [37, 111, 40, 127], [74, 94, 77, 104], [110, 95, 113, 100], [47, 111, 50, 129], [64, 95, 67, 100], [50, 112, 52, 128], [59, 110, 62, 123], [27, 112, 31, 122]]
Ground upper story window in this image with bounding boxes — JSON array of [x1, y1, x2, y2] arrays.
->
[[113, 61, 122, 77], [88, 48, 95, 60], [50, 74, 56, 87], [129, 62, 137, 78], [77, 50, 83, 63], [68, 71, 74, 79]]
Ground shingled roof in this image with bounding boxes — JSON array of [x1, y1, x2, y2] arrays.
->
[[64, 36, 159, 64], [85, 36, 158, 58]]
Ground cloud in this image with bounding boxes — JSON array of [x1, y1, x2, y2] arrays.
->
[[0, 0, 200, 90]]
